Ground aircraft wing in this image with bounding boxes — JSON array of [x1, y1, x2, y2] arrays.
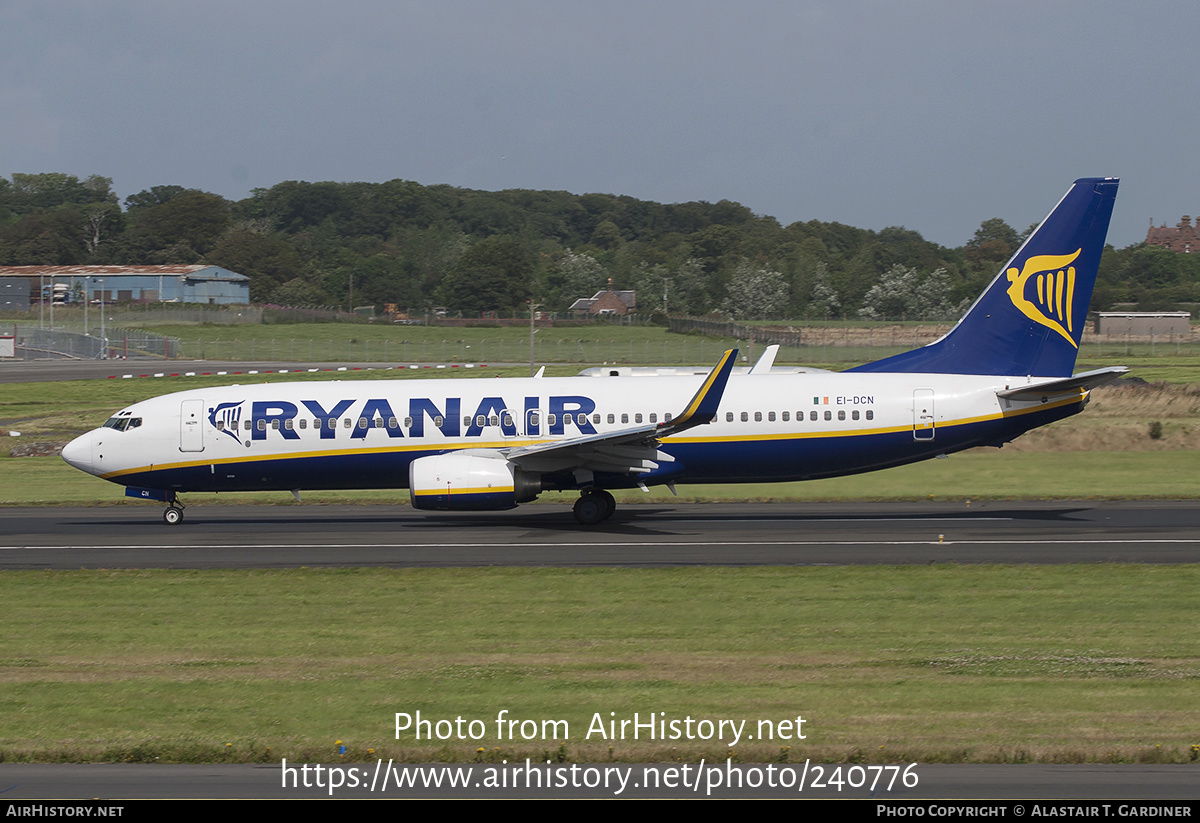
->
[[996, 366, 1129, 401], [504, 349, 737, 476]]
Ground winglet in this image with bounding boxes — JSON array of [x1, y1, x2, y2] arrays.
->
[[658, 348, 737, 435], [749, 344, 780, 375]]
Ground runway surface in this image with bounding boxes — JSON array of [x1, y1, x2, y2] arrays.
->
[[5, 500, 1199, 800], [4, 500, 1200, 569]]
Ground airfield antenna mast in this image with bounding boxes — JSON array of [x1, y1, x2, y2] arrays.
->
[[529, 299, 541, 376]]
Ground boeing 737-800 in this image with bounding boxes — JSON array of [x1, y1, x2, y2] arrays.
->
[[62, 177, 1123, 525]]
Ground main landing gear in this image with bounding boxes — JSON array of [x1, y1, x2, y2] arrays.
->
[[573, 489, 616, 526]]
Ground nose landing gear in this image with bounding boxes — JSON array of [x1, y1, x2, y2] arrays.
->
[[124, 486, 186, 525], [163, 491, 185, 525]]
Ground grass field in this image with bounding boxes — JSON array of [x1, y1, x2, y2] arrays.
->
[[19, 313, 1200, 369], [5, 450, 1200, 507], [1, 565, 1197, 764], [3, 350, 1199, 765], [4, 367, 1199, 505]]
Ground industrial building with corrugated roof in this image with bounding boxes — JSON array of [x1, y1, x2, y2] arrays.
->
[[0, 265, 250, 305]]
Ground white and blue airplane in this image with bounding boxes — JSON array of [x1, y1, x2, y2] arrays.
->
[[63, 178, 1123, 525]]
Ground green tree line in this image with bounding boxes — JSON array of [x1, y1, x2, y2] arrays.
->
[[0, 172, 1192, 319]]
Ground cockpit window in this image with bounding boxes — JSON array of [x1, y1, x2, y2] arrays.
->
[[102, 416, 142, 431]]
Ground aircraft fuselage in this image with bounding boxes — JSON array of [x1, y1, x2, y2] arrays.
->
[[63, 370, 1084, 495]]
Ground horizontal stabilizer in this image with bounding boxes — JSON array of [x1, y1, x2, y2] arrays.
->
[[997, 367, 1129, 401]]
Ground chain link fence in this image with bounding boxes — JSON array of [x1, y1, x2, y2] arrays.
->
[[10, 325, 180, 360]]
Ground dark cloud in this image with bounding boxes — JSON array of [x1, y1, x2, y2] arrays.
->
[[2, 0, 1192, 247]]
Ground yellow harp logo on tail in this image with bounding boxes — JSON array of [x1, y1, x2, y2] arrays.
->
[[1005, 249, 1082, 348]]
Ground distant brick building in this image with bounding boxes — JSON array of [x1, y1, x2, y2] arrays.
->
[[569, 286, 636, 316], [1145, 216, 1200, 253]]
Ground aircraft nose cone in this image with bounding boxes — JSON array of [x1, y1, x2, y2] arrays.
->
[[62, 433, 94, 474]]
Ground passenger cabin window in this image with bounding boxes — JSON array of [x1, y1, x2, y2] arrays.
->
[[634, 413, 643, 423], [607, 414, 615, 424], [740, 412, 748, 422], [299, 419, 307, 429], [649, 413, 657, 423], [621, 413, 629, 424], [838, 410, 845, 421], [809, 411, 817, 421], [824, 411, 832, 421], [726, 412, 734, 422], [866, 410, 874, 420]]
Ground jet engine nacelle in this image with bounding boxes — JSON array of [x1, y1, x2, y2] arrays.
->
[[409, 452, 541, 511]]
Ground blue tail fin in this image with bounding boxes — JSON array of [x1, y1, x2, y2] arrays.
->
[[849, 177, 1119, 377]]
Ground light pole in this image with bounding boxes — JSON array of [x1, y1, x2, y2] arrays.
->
[[93, 277, 107, 359]]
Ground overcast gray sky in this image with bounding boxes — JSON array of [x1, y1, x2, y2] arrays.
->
[[3, 0, 1195, 249]]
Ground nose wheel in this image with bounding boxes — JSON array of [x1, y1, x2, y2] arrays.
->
[[573, 489, 616, 525], [163, 504, 184, 525]]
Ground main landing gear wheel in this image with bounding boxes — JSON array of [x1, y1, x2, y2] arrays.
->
[[573, 490, 616, 526], [596, 489, 616, 520], [163, 505, 184, 525]]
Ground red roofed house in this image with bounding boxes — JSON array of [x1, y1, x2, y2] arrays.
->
[[1146, 216, 1200, 253], [569, 279, 636, 316]]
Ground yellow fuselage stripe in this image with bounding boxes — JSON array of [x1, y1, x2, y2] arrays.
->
[[100, 391, 1084, 481]]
